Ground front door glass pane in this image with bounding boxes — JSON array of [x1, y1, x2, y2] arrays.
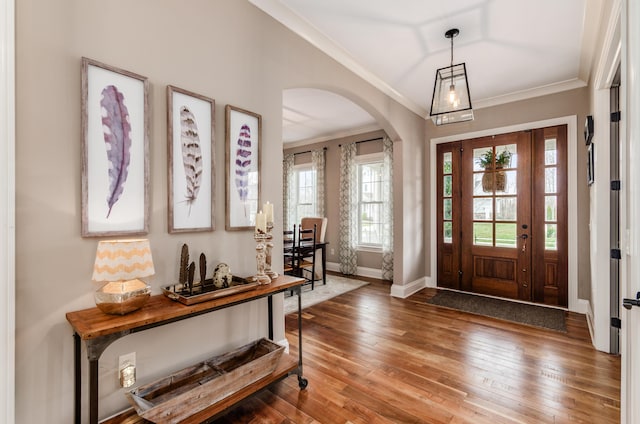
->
[[545, 195, 557, 221], [495, 223, 517, 247], [444, 222, 453, 243], [546, 223, 558, 250], [473, 198, 493, 220], [443, 152, 452, 173], [443, 199, 452, 220], [444, 175, 452, 197], [473, 223, 493, 246], [545, 168, 557, 193], [496, 197, 517, 221], [545, 138, 557, 165]]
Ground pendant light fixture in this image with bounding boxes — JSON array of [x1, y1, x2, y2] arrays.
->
[[429, 28, 474, 125]]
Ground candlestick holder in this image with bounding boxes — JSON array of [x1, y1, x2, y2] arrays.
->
[[248, 231, 272, 284], [264, 222, 279, 280]]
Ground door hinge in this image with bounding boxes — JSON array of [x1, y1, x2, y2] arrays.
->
[[611, 317, 622, 329], [611, 111, 621, 122], [611, 249, 622, 259], [611, 180, 621, 191]]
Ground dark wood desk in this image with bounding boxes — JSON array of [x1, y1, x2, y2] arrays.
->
[[66, 275, 307, 424]]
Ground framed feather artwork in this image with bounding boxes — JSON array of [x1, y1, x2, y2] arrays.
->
[[225, 105, 261, 231], [81, 57, 149, 237], [167, 86, 215, 233]]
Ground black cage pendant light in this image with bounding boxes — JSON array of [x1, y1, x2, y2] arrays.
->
[[429, 28, 474, 125]]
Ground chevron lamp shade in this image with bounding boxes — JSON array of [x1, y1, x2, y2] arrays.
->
[[92, 239, 155, 282], [91, 239, 155, 315]]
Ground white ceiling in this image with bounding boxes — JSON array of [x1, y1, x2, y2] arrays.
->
[[250, 0, 603, 145]]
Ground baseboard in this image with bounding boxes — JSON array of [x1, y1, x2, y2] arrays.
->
[[582, 300, 595, 346], [390, 276, 429, 299], [277, 337, 290, 355], [326, 261, 383, 279]]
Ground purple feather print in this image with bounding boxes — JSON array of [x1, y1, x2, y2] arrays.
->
[[180, 106, 203, 215], [100, 85, 132, 218], [235, 124, 252, 216]]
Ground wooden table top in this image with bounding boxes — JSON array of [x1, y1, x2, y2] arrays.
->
[[66, 275, 304, 340]]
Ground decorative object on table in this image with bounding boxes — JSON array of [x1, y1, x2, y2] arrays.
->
[[225, 105, 261, 231], [163, 243, 259, 305], [126, 338, 285, 424], [81, 57, 150, 237], [167, 85, 215, 233], [213, 263, 232, 289], [429, 28, 473, 126], [477, 148, 511, 193], [91, 238, 155, 315], [262, 201, 279, 280], [247, 210, 272, 285]]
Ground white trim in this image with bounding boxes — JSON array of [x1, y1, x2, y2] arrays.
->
[[276, 338, 290, 355], [429, 116, 580, 312], [390, 276, 428, 299], [473, 79, 587, 110], [0, 0, 15, 422], [325, 262, 382, 280], [283, 123, 382, 149]]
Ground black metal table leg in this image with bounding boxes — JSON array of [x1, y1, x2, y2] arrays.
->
[[74, 333, 81, 424], [268, 295, 273, 340], [89, 358, 99, 424], [297, 286, 308, 389]]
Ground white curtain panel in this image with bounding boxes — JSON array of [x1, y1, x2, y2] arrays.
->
[[282, 153, 295, 230], [311, 148, 325, 217]]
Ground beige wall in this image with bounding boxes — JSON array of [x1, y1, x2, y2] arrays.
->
[[425, 87, 592, 299], [15, 0, 425, 422]]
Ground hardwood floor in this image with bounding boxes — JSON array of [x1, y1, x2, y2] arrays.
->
[[214, 277, 620, 424]]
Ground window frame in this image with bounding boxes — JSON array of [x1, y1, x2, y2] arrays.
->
[[355, 152, 386, 250], [293, 163, 316, 225]]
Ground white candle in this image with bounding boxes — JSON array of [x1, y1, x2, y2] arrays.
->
[[255, 211, 266, 233], [263, 201, 273, 223]]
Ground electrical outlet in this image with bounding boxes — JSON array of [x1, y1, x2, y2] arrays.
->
[[118, 352, 136, 388], [330, 248, 335, 255]]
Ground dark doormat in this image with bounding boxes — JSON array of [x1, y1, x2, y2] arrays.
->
[[426, 290, 567, 332]]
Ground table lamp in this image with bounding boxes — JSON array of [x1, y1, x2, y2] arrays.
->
[[92, 239, 155, 315]]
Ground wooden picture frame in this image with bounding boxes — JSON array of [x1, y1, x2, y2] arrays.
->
[[225, 105, 261, 230], [81, 57, 149, 237], [167, 86, 215, 233]]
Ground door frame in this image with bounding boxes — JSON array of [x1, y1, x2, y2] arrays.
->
[[429, 115, 582, 313]]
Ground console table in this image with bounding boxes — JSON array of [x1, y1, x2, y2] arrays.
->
[[66, 275, 307, 424]]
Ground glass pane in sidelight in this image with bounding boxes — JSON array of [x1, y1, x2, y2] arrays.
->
[[473, 223, 493, 246], [444, 175, 452, 197], [545, 223, 558, 250], [545, 196, 557, 221], [473, 147, 493, 172], [545, 138, 557, 165], [495, 197, 517, 221], [443, 152, 452, 174], [443, 198, 452, 220], [545, 168, 557, 193], [495, 223, 517, 248], [444, 222, 453, 243], [473, 198, 493, 220]]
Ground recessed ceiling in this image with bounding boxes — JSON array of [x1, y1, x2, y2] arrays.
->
[[251, 0, 602, 144]]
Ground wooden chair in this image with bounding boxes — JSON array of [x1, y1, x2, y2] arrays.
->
[[300, 217, 327, 283], [283, 225, 297, 276], [297, 223, 317, 289]]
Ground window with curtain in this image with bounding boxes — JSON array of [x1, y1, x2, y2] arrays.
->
[[283, 148, 325, 229]]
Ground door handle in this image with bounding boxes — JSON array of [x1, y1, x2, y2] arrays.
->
[[520, 234, 528, 252], [623, 292, 640, 310]]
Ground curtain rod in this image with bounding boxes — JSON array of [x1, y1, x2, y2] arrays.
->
[[338, 136, 383, 147], [293, 146, 327, 155]]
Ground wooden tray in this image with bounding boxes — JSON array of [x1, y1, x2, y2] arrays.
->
[[162, 276, 259, 305], [126, 338, 285, 424]]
